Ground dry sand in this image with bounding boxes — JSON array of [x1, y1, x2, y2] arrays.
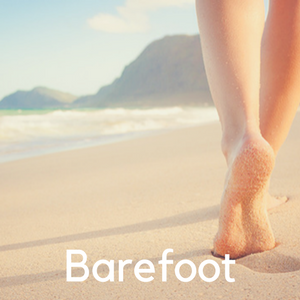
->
[[1, 113, 300, 299]]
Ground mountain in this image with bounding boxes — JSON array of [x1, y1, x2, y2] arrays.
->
[[0, 87, 78, 109], [74, 34, 212, 108], [0, 35, 212, 109]]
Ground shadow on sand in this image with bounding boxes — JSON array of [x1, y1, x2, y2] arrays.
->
[[0, 205, 219, 252]]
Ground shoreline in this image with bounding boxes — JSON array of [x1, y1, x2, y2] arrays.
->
[[0, 122, 219, 165], [0, 129, 169, 164]]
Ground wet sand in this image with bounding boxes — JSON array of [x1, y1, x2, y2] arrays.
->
[[1, 113, 300, 299]]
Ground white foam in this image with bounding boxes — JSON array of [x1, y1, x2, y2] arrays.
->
[[0, 107, 218, 162], [0, 107, 218, 142]]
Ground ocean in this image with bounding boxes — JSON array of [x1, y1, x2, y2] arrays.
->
[[0, 107, 219, 163]]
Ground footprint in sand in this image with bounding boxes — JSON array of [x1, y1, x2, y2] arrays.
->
[[237, 248, 300, 274]]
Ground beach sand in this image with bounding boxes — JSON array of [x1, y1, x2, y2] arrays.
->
[[1, 113, 300, 299]]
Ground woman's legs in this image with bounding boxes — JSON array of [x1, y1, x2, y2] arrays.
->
[[195, 0, 276, 258]]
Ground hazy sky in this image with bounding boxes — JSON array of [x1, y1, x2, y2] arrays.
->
[[0, 0, 269, 100]]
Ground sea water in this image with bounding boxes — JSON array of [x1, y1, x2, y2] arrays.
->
[[0, 107, 218, 163]]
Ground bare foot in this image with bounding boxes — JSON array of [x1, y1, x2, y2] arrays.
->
[[213, 135, 276, 259], [266, 193, 288, 211]]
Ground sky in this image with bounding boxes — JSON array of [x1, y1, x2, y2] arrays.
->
[[0, 0, 269, 100]]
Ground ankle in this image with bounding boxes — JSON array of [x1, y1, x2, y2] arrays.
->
[[221, 127, 262, 164]]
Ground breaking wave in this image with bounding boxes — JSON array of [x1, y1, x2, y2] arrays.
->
[[0, 107, 218, 162]]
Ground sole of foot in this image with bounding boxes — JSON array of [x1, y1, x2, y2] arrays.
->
[[213, 136, 276, 259]]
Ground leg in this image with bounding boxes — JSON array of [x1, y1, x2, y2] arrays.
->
[[196, 0, 275, 258], [260, 0, 300, 153], [260, 0, 300, 210]]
